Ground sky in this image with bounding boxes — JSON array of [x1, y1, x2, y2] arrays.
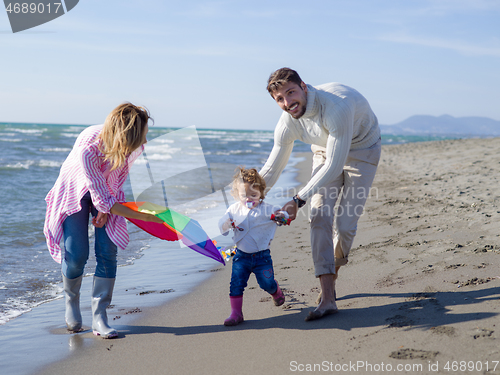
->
[[1, 0, 499, 130]]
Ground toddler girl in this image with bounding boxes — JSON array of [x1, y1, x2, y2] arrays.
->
[[219, 167, 287, 326]]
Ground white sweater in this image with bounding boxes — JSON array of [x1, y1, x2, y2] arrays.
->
[[260, 83, 380, 200], [218, 201, 281, 253]]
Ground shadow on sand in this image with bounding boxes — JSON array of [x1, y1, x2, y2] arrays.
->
[[117, 286, 500, 337]]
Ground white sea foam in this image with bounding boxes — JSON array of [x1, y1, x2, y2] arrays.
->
[[68, 126, 85, 131], [0, 307, 27, 325], [38, 160, 63, 168], [0, 138, 23, 142], [145, 153, 174, 161], [4, 161, 35, 169], [61, 133, 79, 138], [39, 148, 71, 152], [151, 138, 175, 144], [7, 127, 46, 135], [0, 284, 63, 325], [199, 130, 229, 135], [213, 149, 252, 156], [144, 145, 182, 155]]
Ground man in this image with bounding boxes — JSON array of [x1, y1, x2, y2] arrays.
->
[[259, 68, 381, 321]]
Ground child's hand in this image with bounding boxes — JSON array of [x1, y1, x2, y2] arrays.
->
[[271, 211, 291, 226], [221, 218, 233, 232]]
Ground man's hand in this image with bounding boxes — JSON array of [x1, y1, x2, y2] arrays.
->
[[92, 212, 108, 228], [281, 199, 298, 221]]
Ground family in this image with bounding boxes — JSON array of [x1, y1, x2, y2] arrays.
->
[[43, 67, 381, 337]]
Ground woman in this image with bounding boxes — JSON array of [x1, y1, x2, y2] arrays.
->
[[44, 103, 163, 338]]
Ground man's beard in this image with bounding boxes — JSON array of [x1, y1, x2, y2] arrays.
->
[[287, 102, 307, 119]]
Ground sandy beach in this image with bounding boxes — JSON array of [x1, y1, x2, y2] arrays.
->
[[37, 138, 500, 375]]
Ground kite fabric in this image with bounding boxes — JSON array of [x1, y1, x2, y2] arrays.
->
[[122, 201, 225, 265]]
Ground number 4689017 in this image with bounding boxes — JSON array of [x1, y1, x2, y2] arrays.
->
[[444, 361, 499, 372], [5, 2, 63, 14]]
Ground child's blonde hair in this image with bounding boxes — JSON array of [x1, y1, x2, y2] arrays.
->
[[99, 102, 152, 170], [231, 167, 266, 201]]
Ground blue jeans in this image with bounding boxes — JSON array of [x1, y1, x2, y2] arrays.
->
[[229, 249, 277, 297], [62, 192, 117, 279]]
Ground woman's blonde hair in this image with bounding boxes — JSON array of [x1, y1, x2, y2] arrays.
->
[[231, 167, 266, 201], [99, 103, 152, 170]]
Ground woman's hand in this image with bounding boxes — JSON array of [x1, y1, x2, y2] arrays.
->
[[111, 202, 164, 224], [92, 212, 108, 228], [138, 212, 164, 224]]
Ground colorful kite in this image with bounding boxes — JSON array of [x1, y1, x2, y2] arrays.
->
[[122, 201, 225, 265]]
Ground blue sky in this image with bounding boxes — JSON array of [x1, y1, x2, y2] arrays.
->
[[1, 0, 499, 130]]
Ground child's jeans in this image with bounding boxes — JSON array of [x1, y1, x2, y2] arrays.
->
[[229, 249, 277, 297]]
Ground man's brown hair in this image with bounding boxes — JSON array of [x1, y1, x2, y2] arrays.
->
[[266, 67, 303, 96]]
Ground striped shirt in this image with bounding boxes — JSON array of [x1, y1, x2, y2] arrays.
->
[[43, 124, 143, 263]]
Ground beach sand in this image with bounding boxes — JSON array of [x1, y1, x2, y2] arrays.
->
[[38, 138, 500, 375]]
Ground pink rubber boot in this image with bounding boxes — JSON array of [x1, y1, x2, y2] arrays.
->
[[271, 280, 285, 306], [224, 296, 244, 326]]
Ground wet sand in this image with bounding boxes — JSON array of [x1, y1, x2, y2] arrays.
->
[[38, 138, 500, 375]]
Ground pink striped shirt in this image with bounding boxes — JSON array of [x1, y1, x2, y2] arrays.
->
[[43, 124, 143, 263]]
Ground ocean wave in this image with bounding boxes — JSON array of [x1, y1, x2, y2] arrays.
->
[[145, 153, 174, 161], [0, 284, 62, 326], [6, 127, 47, 135], [2, 160, 63, 169], [206, 136, 272, 143], [38, 160, 63, 168], [183, 151, 205, 156], [39, 147, 71, 153], [150, 138, 175, 144], [199, 130, 229, 136], [68, 126, 86, 131], [144, 145, 182, 154], [198, 134, 230, 139], [0, 138, 23, 142], [212, 149, 253, 156], [3, 161, 35, 169]]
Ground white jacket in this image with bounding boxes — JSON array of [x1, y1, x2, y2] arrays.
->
[[218, 201, 281, 253]]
